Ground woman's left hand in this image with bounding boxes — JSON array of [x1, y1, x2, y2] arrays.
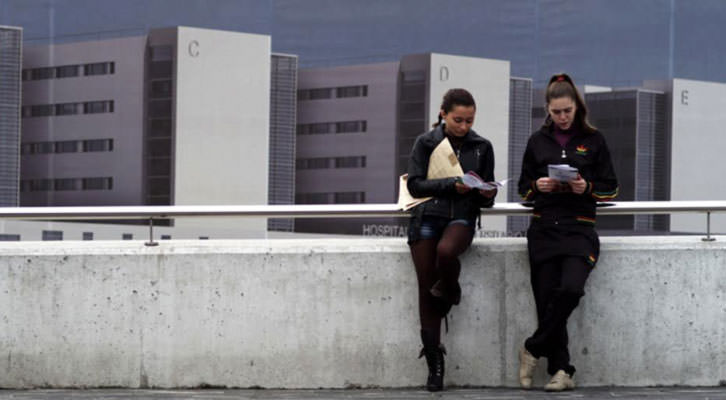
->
[[569, 174, 587, 194], [479, 188, 497, 198]]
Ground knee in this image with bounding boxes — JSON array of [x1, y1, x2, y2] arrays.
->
[[435, 242, 457, 262], [557, 285, 585, 299]]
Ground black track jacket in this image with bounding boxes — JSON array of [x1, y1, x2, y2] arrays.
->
[[518, 126, 619, 226]]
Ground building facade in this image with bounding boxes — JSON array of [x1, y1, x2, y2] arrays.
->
[[586, 88, 669, 234], [268, 53, 298, 232], [295, 53, 511, 235], [13, 26, 293, 240]]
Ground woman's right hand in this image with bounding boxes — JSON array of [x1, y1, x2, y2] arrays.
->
[[536, 177, 561, 193], [455, 182, 472, 194]]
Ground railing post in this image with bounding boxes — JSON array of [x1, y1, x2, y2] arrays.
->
[[145, 217, 159, 246], [702, 211, 716, 242]]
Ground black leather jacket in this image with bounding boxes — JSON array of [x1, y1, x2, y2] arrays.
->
[[407, 125, 496, 221]]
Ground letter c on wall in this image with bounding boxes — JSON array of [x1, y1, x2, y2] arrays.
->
[[188, 40, 200, 57]]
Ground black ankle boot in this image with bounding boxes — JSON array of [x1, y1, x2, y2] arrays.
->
[[419, 330, 446, 392]]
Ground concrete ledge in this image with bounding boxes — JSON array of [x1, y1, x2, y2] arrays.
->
[[1, 236, 725, 388]]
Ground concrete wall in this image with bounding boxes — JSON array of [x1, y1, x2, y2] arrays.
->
[[1, 236, 725, 388]]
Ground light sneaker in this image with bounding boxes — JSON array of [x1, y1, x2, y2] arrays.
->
[[544, 369, 575, 392], [518, 347, 538, 389]]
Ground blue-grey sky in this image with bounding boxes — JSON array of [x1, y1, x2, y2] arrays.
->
[[3, 0, 726, 87]]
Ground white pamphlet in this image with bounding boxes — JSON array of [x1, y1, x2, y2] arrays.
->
[[547, 164, 578, 182]]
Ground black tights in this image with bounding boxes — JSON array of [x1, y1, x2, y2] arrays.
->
[[525, 255, 591, 376], [410, 223, 474, 344]]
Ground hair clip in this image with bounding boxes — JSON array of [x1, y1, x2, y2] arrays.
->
[[556, 75, 566, 82]]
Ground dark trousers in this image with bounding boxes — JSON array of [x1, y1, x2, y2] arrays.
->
[[524, 255, 591, 376]]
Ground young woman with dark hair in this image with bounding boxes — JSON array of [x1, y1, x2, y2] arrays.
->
[[406, 88, 497, 392], [517, 73, 619, 391]]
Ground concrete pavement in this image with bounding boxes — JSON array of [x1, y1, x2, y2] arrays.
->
[[1, 387, 726, 399]]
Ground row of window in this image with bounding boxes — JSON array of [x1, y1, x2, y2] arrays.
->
[[21, 139, 113, 155], [296, 156, 366, 170], [0, 231, 181, 241], [22, 62, 115, 81], [296, 191, 366, 204], [298, 85, 368, 101], [297, 120, 367, 135], [22, 100, 114, 118], [20, 177, 113, 192]]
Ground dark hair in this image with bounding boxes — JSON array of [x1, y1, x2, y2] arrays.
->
[[542, 73, 596, 133], [433, 88, 476, 128]]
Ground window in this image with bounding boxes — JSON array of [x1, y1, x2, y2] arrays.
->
[[147, 138, 171, 157], [84, 100, 114, 114], [122, 233, 133, 240], [336, 120, 366, 133], [336, 85, 367, 98], [335, 156, 366, 168], [147, 177, 170, 196], [30, 104, 54, 117], [36, 142, 55, 154], [55, 103, 79, 116], [161, 235, 171, 240], [149, 61, 172, 79], [56, 141, 79, 153], [297, 121, 366, 135], [83, 139, 113, 152], [151, 46, 173, 61], [42, 230, 63, 241], [334, 192, 366, 203], [82, 177, 113, 190], [149, 80, 172, 98], [84, 62, 114, 76], [0, 234, 20, 241], [148, 100, 171, 118], [297, 88, 338, 100], [296, 157, 331, 170], [54, 178, 77, 191], [21, 143, 34, 155], [82, 232, 94, 241], [31, 179, 53, 191], [31, 67, 54, 80], [296, 192, 332, 204], [55, 65, 79, 78], [147, 159, 171, 176], [149, 119, 172, 137]]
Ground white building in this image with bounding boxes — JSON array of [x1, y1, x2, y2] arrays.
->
[[645, 78, 726, 234]]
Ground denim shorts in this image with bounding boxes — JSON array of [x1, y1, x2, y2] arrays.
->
[[412, 215, 474, 241]]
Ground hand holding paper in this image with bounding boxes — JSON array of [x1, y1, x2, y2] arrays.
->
[[460, 171, 509, 191], [547, 164, 578, 182]]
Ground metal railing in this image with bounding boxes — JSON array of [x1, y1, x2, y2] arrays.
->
[[0, 200, 725, 244]]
